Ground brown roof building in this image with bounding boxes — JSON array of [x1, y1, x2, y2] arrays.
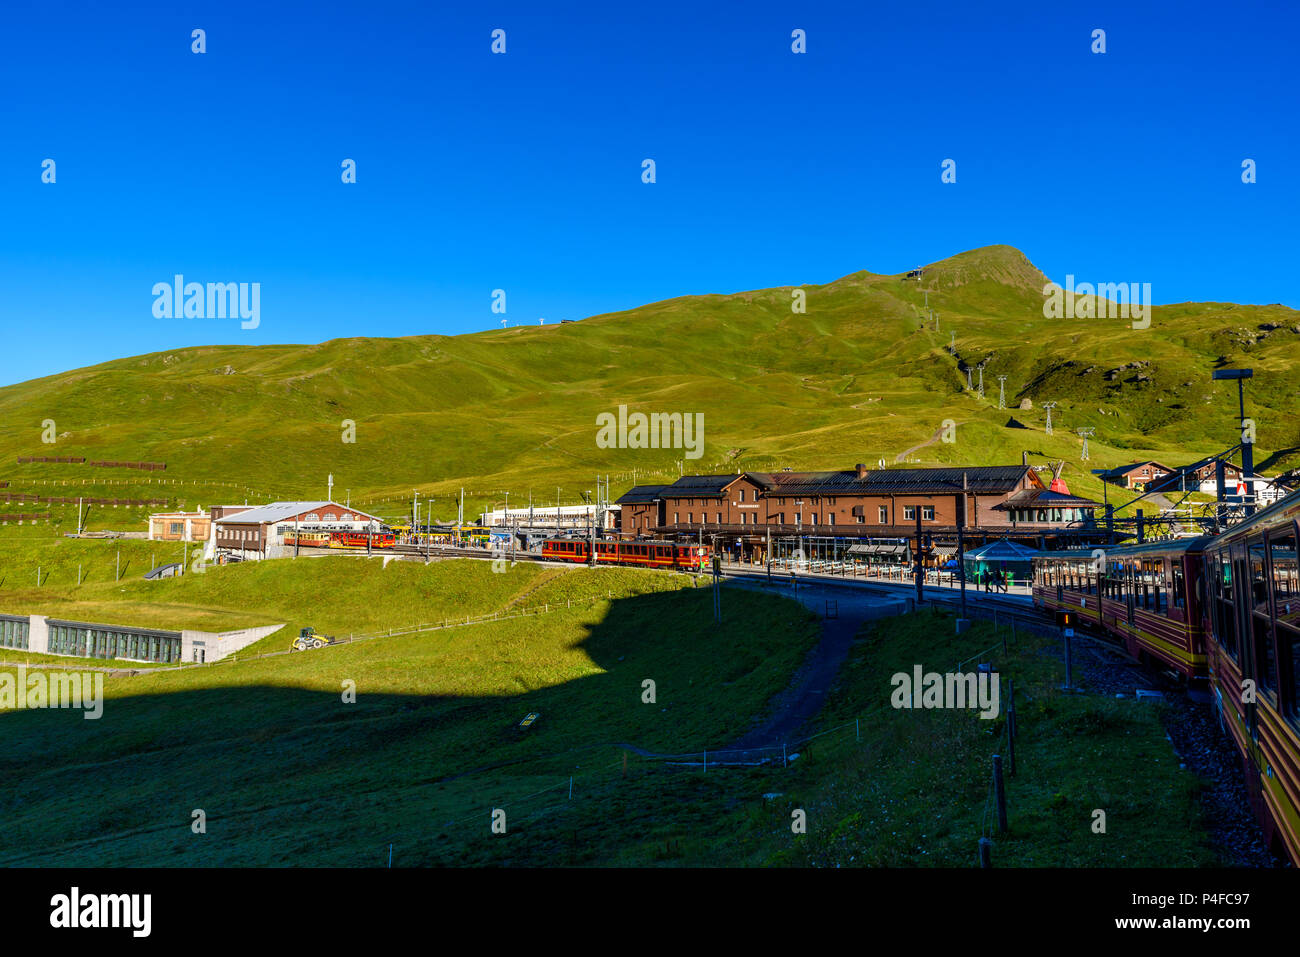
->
[[616, 463, 1108, 560], [1095, 461, 1175, 490]]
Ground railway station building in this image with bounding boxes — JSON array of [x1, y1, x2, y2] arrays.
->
[[615, 463, 1109, 564], [210, 501, 385, 561]]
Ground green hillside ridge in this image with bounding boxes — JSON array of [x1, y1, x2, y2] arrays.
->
[[1, 244, 1295, 527]]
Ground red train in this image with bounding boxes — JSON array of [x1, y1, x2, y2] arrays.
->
[[283, 529, 396, 550], [541, 538, 710, 572], [1032, 489, 1300, 865]]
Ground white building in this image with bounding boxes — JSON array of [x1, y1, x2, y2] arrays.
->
[[478, 504, 617, 529]]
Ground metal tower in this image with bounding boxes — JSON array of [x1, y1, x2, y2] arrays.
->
[[1077, 427, 1094, 461], [1043, 402, 1058, 436]]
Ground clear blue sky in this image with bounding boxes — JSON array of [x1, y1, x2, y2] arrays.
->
[[1, 0, 1295, 386]]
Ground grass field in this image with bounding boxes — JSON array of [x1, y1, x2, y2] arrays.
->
[[1, 565, 1220, 866], [0, 535, 595, 639], [408, 610, 1220, 867], [0, 564, 822, 866]]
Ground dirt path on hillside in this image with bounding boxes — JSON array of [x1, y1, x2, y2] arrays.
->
[[720, 578, 907, 751], [894, 424, 951, 463], [612, 579, 908, 762]]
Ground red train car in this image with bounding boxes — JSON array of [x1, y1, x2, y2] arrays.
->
[[329, 530, 395, 549], [283, 529, 395, 549], [541, 538, 709, 572]]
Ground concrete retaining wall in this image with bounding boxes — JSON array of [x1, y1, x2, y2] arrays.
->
[[2, 612, 283, 664]]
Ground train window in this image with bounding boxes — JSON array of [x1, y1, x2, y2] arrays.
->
[[1254, 609, 1279, 695], [1249, 541, 1270, 615], [1214, 556, 1239, 663], [1271, 527, 1298, 612], [1171, 562, 1185, 609], [1269, 528, 1299, 721]]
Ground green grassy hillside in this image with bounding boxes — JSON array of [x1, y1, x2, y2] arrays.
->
[[0, 244, 1295, 527]]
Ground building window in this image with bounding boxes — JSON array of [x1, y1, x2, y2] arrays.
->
[[169, 522, 182, 535], [922, 506, 935, 521], [856, 515, 865, 524], [878, 506, 888, 524], [903, 506, 916, 521], [323, 513, 337, 522], [738, 489, 745, 502], [828, 514, 835, 526]]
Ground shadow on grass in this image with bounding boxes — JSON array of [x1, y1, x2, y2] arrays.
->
[[0, 585, 819, 866]]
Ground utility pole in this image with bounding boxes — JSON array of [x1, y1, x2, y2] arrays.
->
[[958, 474, 969, 618], [1043, 402, 1058, 436], [966, 368, 973, 390], [977, 364, 985, 400], [328, 473, 334, 502], [1078, 427, 1095, 461], [997, 375, 1008, 410], [914, 509, 924, 604], [1212, 368, 1256, 516]]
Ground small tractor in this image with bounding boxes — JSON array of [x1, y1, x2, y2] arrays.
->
[[291, 626, 338, 652]]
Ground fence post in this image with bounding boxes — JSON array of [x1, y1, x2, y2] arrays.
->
[[1063, 631, 1073, 690], [1006, 681, 1016, 778], [993, 754, 1008, 833]]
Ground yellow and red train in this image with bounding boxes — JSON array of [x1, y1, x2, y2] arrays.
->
[[283, 529, 397, 550], [541, 537, 710, 572], [1032, 490, 1300, 865]]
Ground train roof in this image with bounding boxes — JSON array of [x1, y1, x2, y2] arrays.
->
[[1034, 535, 1213, 561]]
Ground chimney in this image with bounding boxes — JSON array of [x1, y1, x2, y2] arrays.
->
[[855, 463, 868, 479], [1022, 451, 1029, 468]]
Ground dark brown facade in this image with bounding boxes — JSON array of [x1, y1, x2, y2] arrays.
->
[[616, 464, 1106, 553]]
